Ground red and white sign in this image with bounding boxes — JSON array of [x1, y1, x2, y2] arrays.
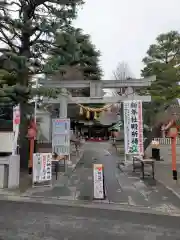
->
[[93, 164, 104, 199], [12, 105, 20, 155]]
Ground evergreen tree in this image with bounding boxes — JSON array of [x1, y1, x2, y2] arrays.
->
[[141, 31, 180, 149], [0, 0, 83, 168], [141, 31, 180, 127], [142, 31, 180, 102], [45, 27, 102, 80]]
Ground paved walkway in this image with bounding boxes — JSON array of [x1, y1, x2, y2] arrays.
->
[[118, 163, 180, 212], [155, 162, 180, 198], [19, 142, 180, 214]]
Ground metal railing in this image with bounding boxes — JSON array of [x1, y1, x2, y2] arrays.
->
[[153, 138, 180, 145]]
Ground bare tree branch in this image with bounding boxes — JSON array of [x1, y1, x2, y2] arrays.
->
[[29, 30, 44, 46], [112, 62, 133, 80]]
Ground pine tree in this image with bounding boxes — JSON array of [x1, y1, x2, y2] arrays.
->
[[141, 31, 180, 150], [142, 31, 180, 102], [0, 0, 83, 168], [45, 27, 102, 80]]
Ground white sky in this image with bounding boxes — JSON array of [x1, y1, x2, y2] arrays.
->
[[74, 0, 180, 79]]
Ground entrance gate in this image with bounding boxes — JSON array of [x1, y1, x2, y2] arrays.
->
[[39, 76, 155, 118], [39, 76, 155, 162]]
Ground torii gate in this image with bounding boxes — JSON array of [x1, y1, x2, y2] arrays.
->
[[39, 75, 155, 118]]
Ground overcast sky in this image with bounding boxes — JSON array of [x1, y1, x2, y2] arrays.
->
[[74, 0, 180, 79]]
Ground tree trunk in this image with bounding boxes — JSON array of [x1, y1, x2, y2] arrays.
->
[[19, 101, 29, 170]]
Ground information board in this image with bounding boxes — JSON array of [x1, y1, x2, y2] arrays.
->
[[33, 153, 52, 184], [52, 118, 70, 155], [93, 164, 105, 199]]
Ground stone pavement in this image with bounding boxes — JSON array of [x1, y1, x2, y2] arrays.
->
[[114, 141, 180, 200], [118, 162, 180, 213], [155, 162, 180, 198], [16, 142, 180, 215]]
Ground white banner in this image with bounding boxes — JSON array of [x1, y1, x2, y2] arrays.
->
[[123, 101, 131, 154], [93, 164, 105, 199], [123, 100, 144, 155], [33, 153, 52, 183], [12, 105, 20, 155]]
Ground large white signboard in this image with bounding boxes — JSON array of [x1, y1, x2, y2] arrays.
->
[[93, 164, 105, 199], [52, 118, 70, 155], [123, 100, 144, 155], [33, 153, 52, 183]]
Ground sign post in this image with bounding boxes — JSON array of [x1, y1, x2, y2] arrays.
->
[[93, 164, 105, 200], [123, 100, 144, 161], [33, 153, 52, 187]]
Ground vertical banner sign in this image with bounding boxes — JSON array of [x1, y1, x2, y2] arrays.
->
[[123, 101, 131, 154], [33, 153, 52, 184], [12, 105, 20, 155], [93, 164, 105, 199], [123, 100, 144, 155], [138, 101, 144, 155], [52, 118, 70, 155]]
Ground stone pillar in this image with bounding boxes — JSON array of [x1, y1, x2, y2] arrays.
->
[[90, 81, 103, 98], [8, 155, 20, 188], [59, 88, 68, 118]]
